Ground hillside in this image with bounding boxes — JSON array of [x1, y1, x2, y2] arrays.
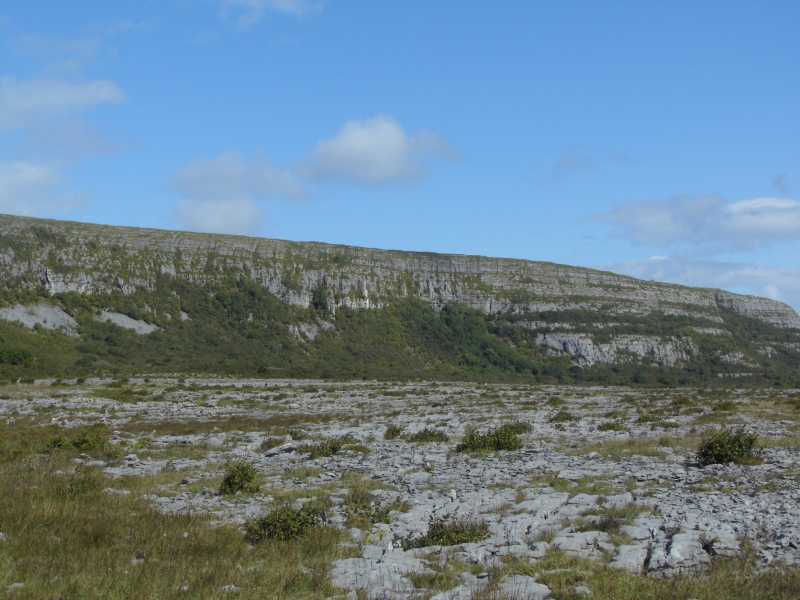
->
[[0, 213, 798, 384]]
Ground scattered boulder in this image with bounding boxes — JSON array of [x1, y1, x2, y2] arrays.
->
[[499, 575, 552, 599]]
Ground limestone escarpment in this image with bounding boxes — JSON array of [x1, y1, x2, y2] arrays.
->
[[0, 213, 799, 377], [1, 213, 797, 329]]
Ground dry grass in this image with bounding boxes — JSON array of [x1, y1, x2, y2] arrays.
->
[[0, 422, 345, 599], [498, 549, 800, 600]]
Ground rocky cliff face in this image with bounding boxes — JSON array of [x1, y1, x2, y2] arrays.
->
[[1, 213, 799, 374]]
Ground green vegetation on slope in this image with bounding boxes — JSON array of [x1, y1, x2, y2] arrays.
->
[[0, 272, 798, 385]]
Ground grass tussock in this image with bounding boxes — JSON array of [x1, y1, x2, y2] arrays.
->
[[383, 424, 404, 440]]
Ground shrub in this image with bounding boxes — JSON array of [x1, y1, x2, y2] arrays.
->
[[384, 424, 404, 440], [219, 460, 261, 495], [244, 502, 326, 543], [405, 428, 449, 443], [405, 517, 489, 548], [455, 424, 523, 452], [696, 428, 761, 466]]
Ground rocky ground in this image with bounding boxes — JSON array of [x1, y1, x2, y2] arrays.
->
[[2, 379, 799, 599]]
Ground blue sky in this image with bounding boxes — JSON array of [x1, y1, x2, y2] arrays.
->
[[1, 1, 799, 307]]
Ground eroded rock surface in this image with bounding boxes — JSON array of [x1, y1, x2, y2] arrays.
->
[[2, 379, 799, 598]]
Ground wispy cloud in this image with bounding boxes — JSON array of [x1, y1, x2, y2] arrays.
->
[[615, 255, 800, 309], [173, 116, 454, 232], [306, 115, 455, 185], [773, 174, 791, 195], [176, 197, 264, 235], [174, 153, 304, 234], [220, 0, 323, 28], [550, 149, 634, 180], [0, 161, 84, 217], [598, 196, 800, 251], [0, 77, 124, 130], [10, 20, 148, 73]]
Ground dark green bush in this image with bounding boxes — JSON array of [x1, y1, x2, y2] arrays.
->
[[455, 424, 523, 452], [405, 517, 489, 548], [696, 428, 761, 466], [405, 428, 449, 444], [244, 502, 326, 543], [219, 460, 261, 495]]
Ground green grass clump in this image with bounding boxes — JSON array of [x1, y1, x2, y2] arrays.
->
[[46, 424, 119, 458], [405, 517, 489, 548], [496, 421, 531, 435], [598, 421, 628, 432], [551, 409, 578, 423], [455, 424, 523, 452], [302, 437, 347, 459], [343, 482, 409, 529], [405, 428, 449, 443], [219, 460, 261, 495], [244, 502, 326, 543], [697, 428, 761, 466], [259, 436, 286, 451], [384, 424, 404, 440]]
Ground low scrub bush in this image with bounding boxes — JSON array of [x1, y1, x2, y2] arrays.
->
[[405, 517, 489, 548], [696, 428, 761, 466], [456, 424, 523, 452], [405, 428, 449, 443], [219, 460, 261, 495], [244, 502, 326, 543]]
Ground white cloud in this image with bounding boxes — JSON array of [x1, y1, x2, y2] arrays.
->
[[174, 153, 305, 234], [614, 255, 800, 309], [0, 77, 124, 130], [307, 115, 455, 185], [175, 153, 305, 202], [0, 161, 84, 216], [220, 0, 322, 28], [176, 197, 263, 235], [599, 196, 800, 250]]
